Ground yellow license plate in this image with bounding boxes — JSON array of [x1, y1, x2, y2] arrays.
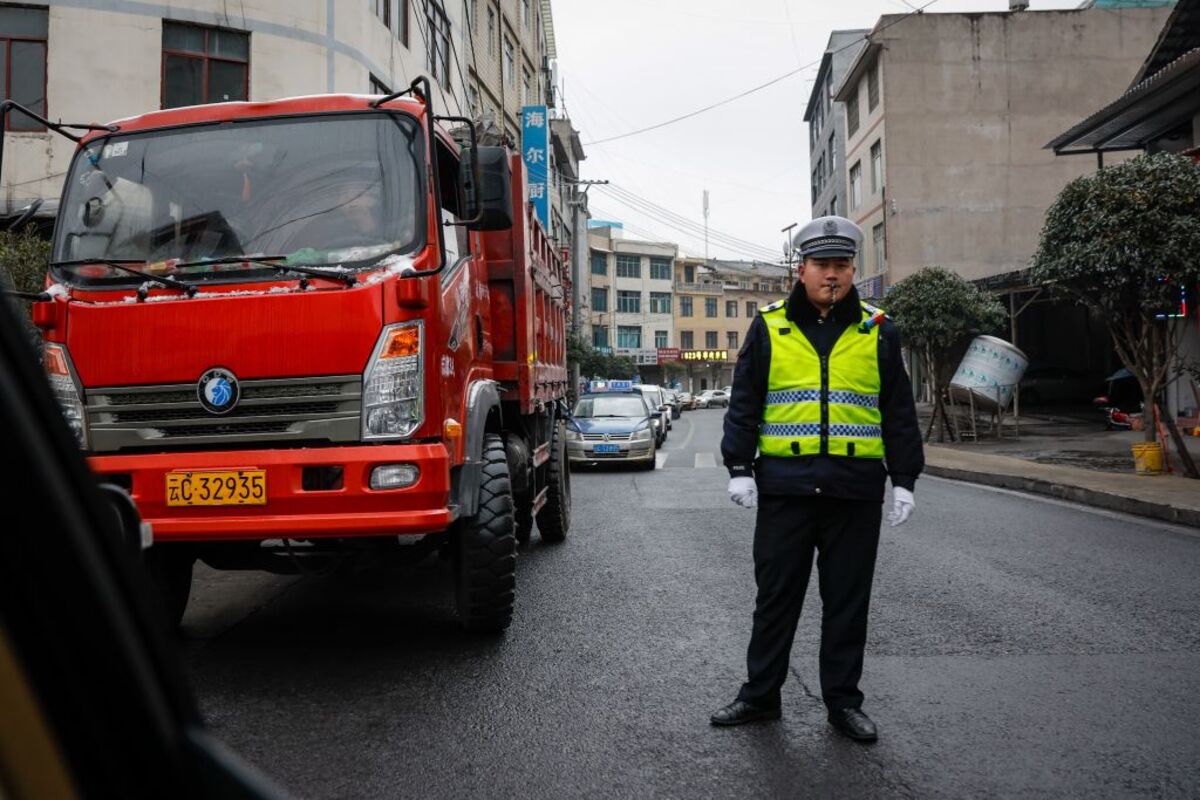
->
[[166, 470, 267, 507]]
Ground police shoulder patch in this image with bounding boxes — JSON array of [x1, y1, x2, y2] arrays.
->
[[758, 300, 786, 315]]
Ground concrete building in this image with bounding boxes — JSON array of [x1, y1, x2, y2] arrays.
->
[[804, 30, 868, 222], [831, 5, 1171, 300], [0, 0, 569, 224], [672, 257, 789, 391], [587, 225, 677, 383]]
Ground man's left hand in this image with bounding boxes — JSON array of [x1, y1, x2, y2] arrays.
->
[[888, 487, 915, 527]]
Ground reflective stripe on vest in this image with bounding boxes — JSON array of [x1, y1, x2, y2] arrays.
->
[[757, 302, 884, 459]]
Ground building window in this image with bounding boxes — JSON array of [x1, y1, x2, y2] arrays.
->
[[162, 22, 249, 109], [593, 327, 608, 348], [655, 330, 668, 348], [846, 92, 859, 137], [617, 290, 641, 314], [591, 286, 608, 312], [873, 223, 885, 274], [503, 36, 514, 86], [684, 264, 695, 283], [705, 297, 717, 318], [521, 0, 530, 27], [680, 296, 693, 317], [870, 140, 883, 195], [745, 301, 756, 317], [649, 292, 671, 314], [372, 0, 390, 28], [705, 331, 719, 349], [725, 300, 737, 318], [867, 61, 879, 111], [617, 326, 641, 349], [1, 7, 48, 131], [680, 330, 694, 349], [727, 331, 739, 349], [831, 194, 838, 216], [370, 74, 391, 95], [396, 0, 410, 46], [850, 161, 862, 211], [649, 258, 672, 280], [487, 7, 496, 56], [426, 0, 452, 90], [616, 255, 641, 279], [591, 252, 607, 275], [828, 132, 835, 174]]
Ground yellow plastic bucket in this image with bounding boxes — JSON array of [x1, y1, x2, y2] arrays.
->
[[1131, 442, 1163, 475]]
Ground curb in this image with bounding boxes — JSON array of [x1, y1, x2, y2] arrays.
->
[[925, 464, 1200, 529]]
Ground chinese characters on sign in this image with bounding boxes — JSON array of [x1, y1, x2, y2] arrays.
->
[[521, 105, 549, 228], [681, 350, 730, 362]]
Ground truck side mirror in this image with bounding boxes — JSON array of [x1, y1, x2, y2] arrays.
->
[[462, 146, 512, 232]]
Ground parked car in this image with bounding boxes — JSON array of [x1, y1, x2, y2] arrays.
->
[[663, 390, 682, 419], [638, 384, 671, 442], [565, 386, 656, 470], [677, 391, 694, 410], [721, 385, 733, 397], [1019, 366, 1101, 406], [696, 389, 730, 408]]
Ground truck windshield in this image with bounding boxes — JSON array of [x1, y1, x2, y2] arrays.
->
[[51, 113, 423, 286]]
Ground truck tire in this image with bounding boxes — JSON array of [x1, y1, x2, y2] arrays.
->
[[144, 544, 194, 629], [455, 433, 516, 632], [514, 490, 534, 545], [535, 421, 571, 543]]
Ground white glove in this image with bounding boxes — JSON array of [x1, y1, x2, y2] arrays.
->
[[728, 476, 757, 509], [888, 487, 915, 527]]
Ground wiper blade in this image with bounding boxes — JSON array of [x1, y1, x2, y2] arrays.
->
[[49, 259, 196, 299], [172, 255, 356, 287]]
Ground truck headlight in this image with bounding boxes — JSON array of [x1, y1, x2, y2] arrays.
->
[[43, 343, 89, 449], [362, 321, 424, 440], [632, 426, 652, 441]]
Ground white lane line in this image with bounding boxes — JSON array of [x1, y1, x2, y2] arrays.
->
[[665, 415, 696, 451], [695, 452, 717, 469]]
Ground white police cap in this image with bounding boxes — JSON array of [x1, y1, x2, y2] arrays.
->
[[794, 215, 863, 259]]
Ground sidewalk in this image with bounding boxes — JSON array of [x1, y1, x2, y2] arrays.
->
[[921, 407, 1200, 528]]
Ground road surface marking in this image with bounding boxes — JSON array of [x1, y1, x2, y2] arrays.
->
[[695, 452, 717, 469]]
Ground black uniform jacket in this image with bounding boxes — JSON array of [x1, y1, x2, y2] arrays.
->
[[721, 284, 924, 502]]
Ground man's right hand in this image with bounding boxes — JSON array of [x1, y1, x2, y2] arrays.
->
[[728, 477, 757, 509]]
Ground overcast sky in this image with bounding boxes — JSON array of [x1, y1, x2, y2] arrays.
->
[[551, 0, 1081, 262]]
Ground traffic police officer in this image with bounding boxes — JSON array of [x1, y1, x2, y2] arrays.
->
[[710, 215, 924, 741]]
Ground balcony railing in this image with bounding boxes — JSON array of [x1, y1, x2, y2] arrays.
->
[[673, 282, 725, 294]]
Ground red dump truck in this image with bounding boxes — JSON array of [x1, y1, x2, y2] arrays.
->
[[9, 78, 572, 631]]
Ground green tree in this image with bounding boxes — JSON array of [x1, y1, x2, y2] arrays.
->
[[567, 332, 636, 383], [0, 225, 51, 294], [1031, 153, 1200, 447], [884, 266, 1007, 441]]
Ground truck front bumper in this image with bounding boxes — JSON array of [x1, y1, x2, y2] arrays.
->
[[89, 443, 454, 542]]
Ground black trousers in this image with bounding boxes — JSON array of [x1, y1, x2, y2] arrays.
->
[[736, 494, 882, 712]]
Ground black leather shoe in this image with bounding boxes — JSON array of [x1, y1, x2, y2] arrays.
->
[[710, 700, 781, 727], [828, 708, 878, 741]]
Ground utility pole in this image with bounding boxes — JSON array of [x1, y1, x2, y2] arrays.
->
[[781, 221, 798, 289], [703, 189, 710, 261]]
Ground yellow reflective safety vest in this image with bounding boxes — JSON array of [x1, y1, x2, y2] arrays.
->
[[758, 300, 885, 459]]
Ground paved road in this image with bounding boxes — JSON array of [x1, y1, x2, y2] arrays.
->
[[183, 408, 1200, 799]]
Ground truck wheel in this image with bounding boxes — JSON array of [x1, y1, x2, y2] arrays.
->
[[513, 488, 534, 545], [144, 544, 194, 629], [455, 433, 516, 632], [535, 421, 571, 543]]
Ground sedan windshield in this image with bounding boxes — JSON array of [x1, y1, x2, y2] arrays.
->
[[573, 395, 648, 418], [52, 112, 423, 286]]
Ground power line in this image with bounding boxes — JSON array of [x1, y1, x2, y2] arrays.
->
[[581, 0, 938, 147], [588, 203, 773, 264]]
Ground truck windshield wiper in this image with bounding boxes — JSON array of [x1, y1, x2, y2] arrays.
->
[[49, 258, 197, 299], [172, 255, 357, 288]]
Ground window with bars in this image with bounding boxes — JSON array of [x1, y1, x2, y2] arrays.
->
[[867, 61, 879, 111], [649, 258, 672, 280], [649, 292, 671, 314], [591, 287, 608, 312], [705, 298, 717, 318], [680, 330, 694, 349], [846, 92, 859, 137], [617, 291, 641, 314], [591, 252, 607, 275], [727, 331, 739, 349], [162, 22, 249, 109], [870, 139, 883, 195], [725, 300, 737, 318], [680, 296, 693, 317], [617, 326, 641, 349], [654, 330, 668, 348], [426, 0, 452, 90], [1, 7, 48, 131], [616, 255, 641, 278], [705, 331, 718, 349]]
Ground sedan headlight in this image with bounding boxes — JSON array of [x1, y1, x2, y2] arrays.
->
[[632, 426, 652, 441], [43, 343, 89, 449], [565, 426, 583, 442], [362, 321, 424, 440]]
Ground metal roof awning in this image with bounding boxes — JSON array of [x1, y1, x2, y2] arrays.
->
[[1047, 47, 1200, 154]]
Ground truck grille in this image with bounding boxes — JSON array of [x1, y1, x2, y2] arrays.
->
[[86, 376, 361, 452]]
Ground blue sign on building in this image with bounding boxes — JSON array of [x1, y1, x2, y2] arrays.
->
[[521, 105, 550, 229]]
